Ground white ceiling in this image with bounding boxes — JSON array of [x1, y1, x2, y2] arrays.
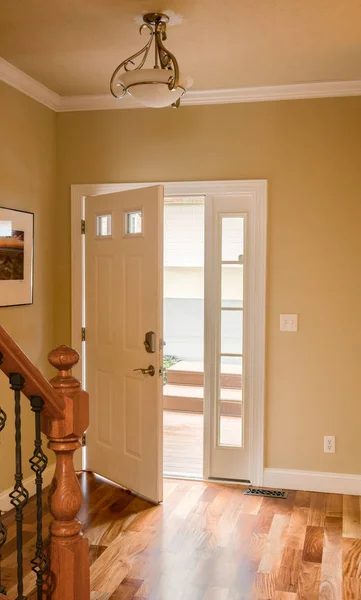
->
[[0, 0, 360, 98]]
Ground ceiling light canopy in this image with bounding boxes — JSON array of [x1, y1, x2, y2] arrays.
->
[[110, 12, 193, 108]]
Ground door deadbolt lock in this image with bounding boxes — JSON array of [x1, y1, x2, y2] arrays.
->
[[133, 365, 155, 377], [144, 331, 156, 353]]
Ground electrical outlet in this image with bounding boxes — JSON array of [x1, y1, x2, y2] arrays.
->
[[324, 435, 335, 453], [280, 314, 298, 332]]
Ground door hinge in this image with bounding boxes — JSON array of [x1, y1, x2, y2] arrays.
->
[[81, 433, 87, 447], [81, 327, 86, 342], [81, 219, 86, 234]]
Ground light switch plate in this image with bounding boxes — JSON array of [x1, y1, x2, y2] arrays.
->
[[280, 314, 298, 332]]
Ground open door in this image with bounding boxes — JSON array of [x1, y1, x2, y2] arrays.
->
[[84, 186, 163, 503]]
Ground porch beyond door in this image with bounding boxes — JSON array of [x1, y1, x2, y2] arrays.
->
[[162, 197, 246, 480]]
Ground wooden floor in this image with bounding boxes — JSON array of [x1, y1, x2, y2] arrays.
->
[[163, 410, 242, 477], [163, 410, 203, 477], [2, 473, 361, 599]]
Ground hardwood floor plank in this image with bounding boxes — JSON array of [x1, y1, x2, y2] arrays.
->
[[319, 517, 342, 600], [326, 493, 343, 518], [257, 514, 290, 574], [286, 506, 308, 550], [302, 526, 324, 563], [253, 571, 277, 599], [109, 578, 143, 599], [275, 547, 302, 593], [342, 538, 361, 578], [89, 544, 108, 566], [342, 577, 361, 600], [240, 493, 264, 516], [307, 493, 326, 527], [294, 491, 311, 508], [298, 561, 322, 600], [343, 495, 361, 539]]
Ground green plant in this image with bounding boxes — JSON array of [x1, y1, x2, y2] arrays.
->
[[163, 355, 180, 385]]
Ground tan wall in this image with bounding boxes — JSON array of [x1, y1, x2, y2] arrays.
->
[[0, 82, 57, 491], [56, 97, 361, 476]]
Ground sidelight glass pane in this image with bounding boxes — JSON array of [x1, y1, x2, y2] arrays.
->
[[221, 264, 243, 308], [219, 356, 243, 447], [220, 413, 242, 447], [220, 356, 242, 402], [222, 217, 244, 262], [96, 214, 112, 237], [221, 310, 243, 355], [125, 210, 142, 235]]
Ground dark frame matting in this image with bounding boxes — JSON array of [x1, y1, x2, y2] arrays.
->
[[0, 206, 34, 307]]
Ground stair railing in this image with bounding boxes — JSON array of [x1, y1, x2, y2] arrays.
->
[[0, 325, 90, 600]]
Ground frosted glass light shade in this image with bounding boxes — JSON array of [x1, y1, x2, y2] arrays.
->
[[116, 68, 193, 108]]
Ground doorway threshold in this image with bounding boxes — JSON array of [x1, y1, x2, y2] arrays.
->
[[164, 473, 251, 486], [163, 473, 204, 482]]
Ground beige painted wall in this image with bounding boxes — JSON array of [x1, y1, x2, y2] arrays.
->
[[56, 97, 361, 476], [0, 81, 57, 491]]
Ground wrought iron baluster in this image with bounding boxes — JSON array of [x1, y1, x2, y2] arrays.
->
[[0, 352, 7, 596], [0, 407, 6, 433], [9, 373, 29, 600], [0, 353, 6, 434], [29, 396, 48, 600], [0, 515, 6, 596]]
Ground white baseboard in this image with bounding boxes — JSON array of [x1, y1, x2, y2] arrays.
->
[[264, 468, 361, 496], [0, 463, 56, 513]]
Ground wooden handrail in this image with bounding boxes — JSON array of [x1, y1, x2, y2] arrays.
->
[[0, 326, 64, 419]]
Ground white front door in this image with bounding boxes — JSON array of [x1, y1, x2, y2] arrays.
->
[[85, 186, 164, 503]]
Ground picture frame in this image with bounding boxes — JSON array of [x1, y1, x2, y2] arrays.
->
[[0, 206, 34, 307]]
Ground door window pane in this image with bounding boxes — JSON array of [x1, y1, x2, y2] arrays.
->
[[96, 214, 112, 237], [221, 264, 243, 308], [222, 217, 244, 262], [221, 310, 243, 355], [125, 211, 142, 235]]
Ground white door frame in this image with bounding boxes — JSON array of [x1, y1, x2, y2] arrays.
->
[[71, 180, 267, 485]]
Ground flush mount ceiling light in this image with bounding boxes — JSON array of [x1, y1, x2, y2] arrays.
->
[[110, 12, 193, 108]]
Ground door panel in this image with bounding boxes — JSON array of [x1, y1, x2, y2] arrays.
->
[[85, 186, 163, 503]]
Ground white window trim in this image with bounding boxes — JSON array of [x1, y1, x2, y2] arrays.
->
[[71, 180, 267, 485]]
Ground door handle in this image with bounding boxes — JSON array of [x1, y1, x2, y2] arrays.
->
[[133, 365, 155, 377]]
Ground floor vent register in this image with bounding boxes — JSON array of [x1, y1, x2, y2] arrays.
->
[[244, 487, 288, 499]]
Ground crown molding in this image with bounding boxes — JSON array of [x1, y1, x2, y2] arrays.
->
[[0, 57, 60, 110], [58, 80, 361, 112], [1, 56, 361, 112]]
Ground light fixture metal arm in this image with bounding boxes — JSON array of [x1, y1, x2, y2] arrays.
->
[[110, 23, 153, 98], [154, 23, 180, 90]]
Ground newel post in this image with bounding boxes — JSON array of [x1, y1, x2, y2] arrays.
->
[[42, 345, 90, 600]]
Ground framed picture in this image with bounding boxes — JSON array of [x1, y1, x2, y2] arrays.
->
[[0, 207, 34, 307]]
